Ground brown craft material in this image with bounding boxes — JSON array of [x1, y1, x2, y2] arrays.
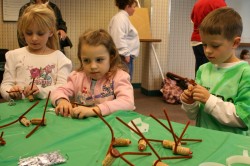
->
[[138, 138, 147, 151], [26, 91, 50, 138], [102, 148, 120, 166], [19, 117, 31, 127], [166, 72, 197, 86], [0, 132, 6, 146], [113, 138, 131, 147], [30, 118, 47, 125], [153, 160, 169, 166]]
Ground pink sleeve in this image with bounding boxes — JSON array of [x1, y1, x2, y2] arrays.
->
[[50, 71, 78, 106], [97, 71, 135, 115]]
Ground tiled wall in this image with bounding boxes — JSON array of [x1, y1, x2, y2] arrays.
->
[[3, 0, 244, 92]]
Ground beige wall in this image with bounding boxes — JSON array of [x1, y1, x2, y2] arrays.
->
[[0, 0, 199, 92]]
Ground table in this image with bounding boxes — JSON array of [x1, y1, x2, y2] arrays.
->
[[0, 99, 250, 166]]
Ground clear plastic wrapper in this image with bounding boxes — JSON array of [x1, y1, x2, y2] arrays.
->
[[18, 151, 66, 166]]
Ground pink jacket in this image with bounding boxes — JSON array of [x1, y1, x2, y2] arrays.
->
[[50, 69, 135, 115]]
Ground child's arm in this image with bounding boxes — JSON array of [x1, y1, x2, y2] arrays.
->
[[204, 95, 246, 128], [192, 85, 247, 128], [96, 71, 135, 116], [0, 51, 21, 100], [50, 72, 76, 107]]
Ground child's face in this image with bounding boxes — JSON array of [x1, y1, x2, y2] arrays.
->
[[80, 44, 110, 80], [24, 22, 52, 54], [200, 33, 239, 64]]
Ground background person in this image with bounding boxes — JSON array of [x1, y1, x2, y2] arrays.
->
[[109, 0, 139, 81]]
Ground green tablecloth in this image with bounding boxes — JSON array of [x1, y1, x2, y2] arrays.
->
[[0, 99, 250, 166]]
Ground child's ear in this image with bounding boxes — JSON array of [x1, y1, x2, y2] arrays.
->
[[232, 37, 241, 48], [49, 32, 53, 37]]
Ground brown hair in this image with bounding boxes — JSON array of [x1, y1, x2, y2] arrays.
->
[[77, 29, 127, 78], [115, 0, 138, 9], [199, 7, 242, 41], [240, 49, 249, 60], [17, 4, 59, 50]]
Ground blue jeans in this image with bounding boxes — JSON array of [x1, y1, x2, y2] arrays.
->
[[120, 55, 134, 81]]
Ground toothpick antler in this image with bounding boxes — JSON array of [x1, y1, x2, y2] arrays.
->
[[0, 101, 39, 129], [26, 91, 50, 138], [92, 110, 151, 166]]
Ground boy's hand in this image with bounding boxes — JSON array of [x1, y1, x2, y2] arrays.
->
[[55, 99, 72, 117], [9, 85, 23, 99], [180, 84, 195, 104], [23, 84, 39, 97], [192, 85, 210, 103], [71, 106, 100, 119]]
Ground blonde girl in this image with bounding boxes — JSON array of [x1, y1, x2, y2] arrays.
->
[[0, 4, 72, 101]]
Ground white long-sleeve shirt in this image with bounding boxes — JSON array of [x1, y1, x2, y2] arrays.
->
[[109, 10, 140, 57], [0, 47, 72, 100]]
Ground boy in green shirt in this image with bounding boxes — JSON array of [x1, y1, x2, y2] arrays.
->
[[181, 7, 250, 135]]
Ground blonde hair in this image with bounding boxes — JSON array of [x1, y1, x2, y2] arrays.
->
[[17, 4, 59, 50], [77, 29, 127, 78]]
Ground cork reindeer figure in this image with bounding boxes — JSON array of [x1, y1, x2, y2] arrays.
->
[[117, 109, 202, 166], [91, 109, 151, 166]]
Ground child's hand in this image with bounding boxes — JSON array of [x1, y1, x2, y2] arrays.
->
[[192, 85, 210, 103], [71, 106, 101, 119], [9, 85, 23, 99], [23, 84, 39, 97], [55, 99, 72, 117], [180, 84, 195, 104]]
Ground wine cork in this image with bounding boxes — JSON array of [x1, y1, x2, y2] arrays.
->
[[162, 140, 175, 149], [30, 118, 46, 125], [153, 160, 169, 166], [28, 95, 34, 102], [102, 148, 120, 166], [138, 139, 147, 151], [172, 145, 192, 156], [113, 138, 131, 146], [0, 139, 6, 146], [19, 117, 31, 127]]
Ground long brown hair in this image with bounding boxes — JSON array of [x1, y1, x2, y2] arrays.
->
[[77, 29, 127, 78]]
